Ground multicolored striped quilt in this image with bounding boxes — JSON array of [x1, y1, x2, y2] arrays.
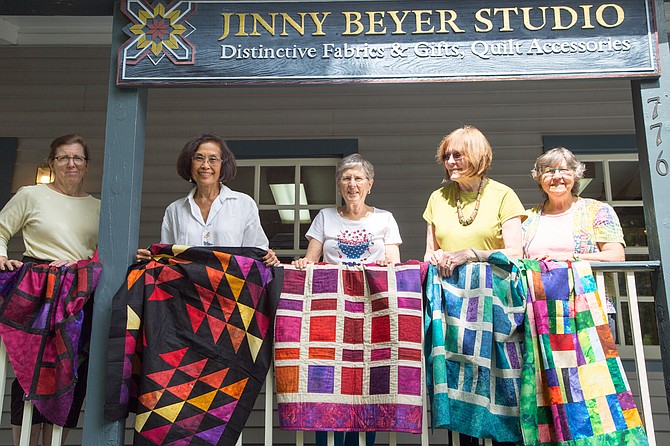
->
[[105, 245, 282, 445], [0, 257, 101, 426], [520, 260, 649, 446], [424, 253, 526, 443], [275, 262, 426, 433]]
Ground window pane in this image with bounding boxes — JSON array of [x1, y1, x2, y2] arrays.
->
[[227, 166, 254, 197], [620, 303, 632, 345], [261, 209, 294, 250], [278, 255, 296, 264], [300, 210, 323, 250], [260, 166, 295, 205], [609, 161, 642, 200], [616, 255, 653, 297], [578, 161, 605, 200], [301, 166, 337, 205], [645, 311, 657, 345], [598, 273, 618, 344], [621, 302, 659, 345], [602, 272, 617, 305], [619, 271, 654, 298], [614, 206, 647, 247]]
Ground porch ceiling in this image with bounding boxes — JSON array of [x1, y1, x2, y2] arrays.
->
[[0, 0, 114, 16], [0, 0, 112, 46]]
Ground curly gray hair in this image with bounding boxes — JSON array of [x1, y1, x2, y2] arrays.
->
[[531, 147, 586, 196]]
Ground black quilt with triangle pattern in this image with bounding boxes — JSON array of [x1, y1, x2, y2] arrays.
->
[[105, 245, 283, 445]]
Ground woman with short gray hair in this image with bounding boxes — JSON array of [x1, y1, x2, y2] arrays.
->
[[294, 153, 401, 268], [293, 153, 401, 446], [335, 153, 375, 183], [529, 147, 586, 197], [523, 146, 625, 262]]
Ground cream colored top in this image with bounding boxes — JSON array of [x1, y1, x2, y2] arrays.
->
[[0, 184, 100, 260]]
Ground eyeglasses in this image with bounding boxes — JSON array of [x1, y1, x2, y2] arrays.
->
[[444, 151, 463, 161], [192, 155, 223, 165], [542, 167, 573, 177], [339, 175, 368, 184], [52, 155, 87, 166]]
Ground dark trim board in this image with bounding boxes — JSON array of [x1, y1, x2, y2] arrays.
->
[[0, 138, 18, 208], [543, 134, 637, 154]]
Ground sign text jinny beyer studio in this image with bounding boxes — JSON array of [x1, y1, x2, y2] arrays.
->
[[117, 0, 658, 86]]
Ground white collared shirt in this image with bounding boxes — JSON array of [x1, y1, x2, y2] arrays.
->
[[161, 184, 269, 249]]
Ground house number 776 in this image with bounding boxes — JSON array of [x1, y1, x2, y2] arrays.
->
[[647, 97, 668, 176]]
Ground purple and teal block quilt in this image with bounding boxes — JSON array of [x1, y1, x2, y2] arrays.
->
[[105, 245, 282, 445], [424, 252, 526, 443], [519, 260, 648, 446], [274, 262, 427, 433], [0, 257, 102, 426]]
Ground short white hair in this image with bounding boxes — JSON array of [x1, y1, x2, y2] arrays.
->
[[336, 154, 375, 182]]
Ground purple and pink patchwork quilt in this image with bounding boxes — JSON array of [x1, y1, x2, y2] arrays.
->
[[0, 257, 102, 426], [274, 262, 426, 433]]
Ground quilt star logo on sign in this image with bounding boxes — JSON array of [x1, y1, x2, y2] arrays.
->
[[122, 0, 196, 66], [116, 0, 658, 86]]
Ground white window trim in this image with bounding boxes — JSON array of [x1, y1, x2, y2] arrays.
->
[[577, 153, 659, 358], [237, 158, 340, 258]]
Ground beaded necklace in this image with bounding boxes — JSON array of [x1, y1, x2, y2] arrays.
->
[[455, 177, 485, 226]]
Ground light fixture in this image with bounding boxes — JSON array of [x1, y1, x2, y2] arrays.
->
[[270, 183, 311, 224], [35, 165, 54, 184]]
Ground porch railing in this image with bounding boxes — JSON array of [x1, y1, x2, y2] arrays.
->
[[237, 261, 662, 446], [0, 260, 662, 446], [590, 260, 660, 446]]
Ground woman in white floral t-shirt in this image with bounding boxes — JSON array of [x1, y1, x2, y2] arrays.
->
[[293, 153, 402, 446]]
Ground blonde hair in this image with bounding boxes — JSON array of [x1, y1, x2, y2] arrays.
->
[[435, 125, 492, 178]]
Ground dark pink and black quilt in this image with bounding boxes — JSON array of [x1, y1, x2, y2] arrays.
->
[[0, 257, 101, 426]]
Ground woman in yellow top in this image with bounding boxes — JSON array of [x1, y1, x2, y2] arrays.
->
[[423, 126, 525, 445], [423, 125, 525, 279]]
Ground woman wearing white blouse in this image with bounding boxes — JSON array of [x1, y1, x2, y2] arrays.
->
[[137, 133, 278, 265]]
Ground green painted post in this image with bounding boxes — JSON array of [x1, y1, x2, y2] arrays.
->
[[81, 2, 147, 444], [632, 0, 670, 420]]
